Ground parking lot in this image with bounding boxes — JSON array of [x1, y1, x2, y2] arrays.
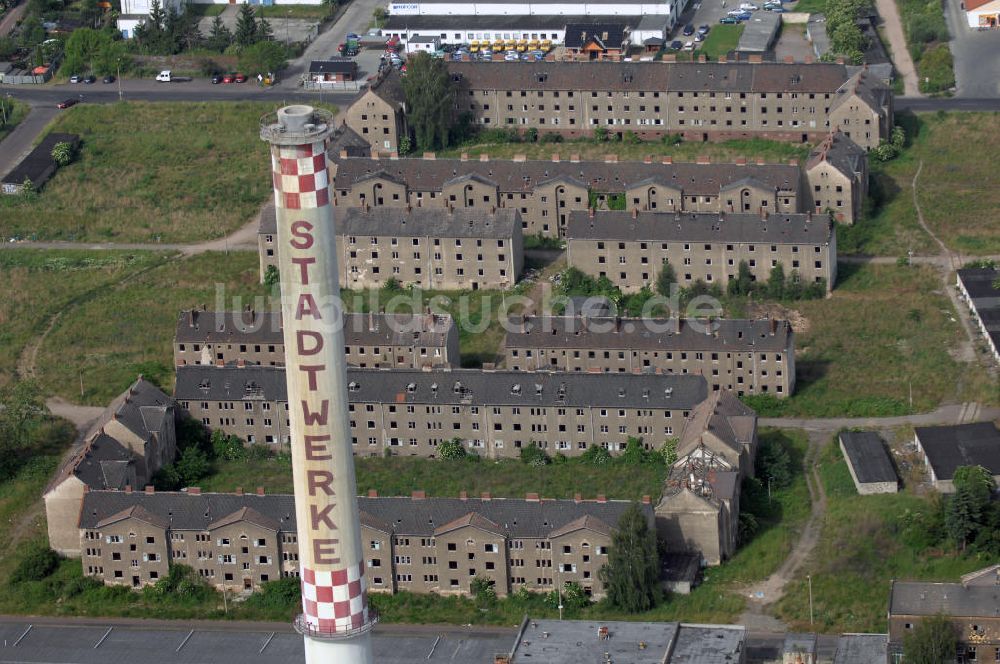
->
[[667, 0, 787, 49]]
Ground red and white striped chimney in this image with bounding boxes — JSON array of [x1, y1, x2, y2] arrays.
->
[[260, 105, 375, 664]]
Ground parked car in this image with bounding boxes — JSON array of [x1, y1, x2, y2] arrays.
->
[[102, 75, 115, 83], [669, 39, 683, 50], [682, 23, 695, 35], [697, 24, 710, 35], [682, 40, 695, 50], [694, 32, 706, 42], [504, 51, 520, 61], [735, 11, 753, 19], [234, 72, 247, 83], [720, 15, 741, 22], [739, 2, 759, 9], [346, 32, 359, 40], [82, 74, 96, 83], [211, 73, 223, 84], [57, 98, 78, 109], [69, 74, 81, 83], [222, 73, 235, 83]]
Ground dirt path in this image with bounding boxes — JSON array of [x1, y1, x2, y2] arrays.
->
[[876, 0, 922, 97], [15, 312, 61, 379], [739, 430, 828, 628], [0, 0, 26, 37]]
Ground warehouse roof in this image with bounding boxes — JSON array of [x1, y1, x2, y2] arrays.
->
[[737, 12, 780, 53], [338, 206, 520, 239], [174, 365, 708, 410], [384, 14, 645, 31], [510, 619, 679, 664], [567, 210, 834, 245], [79, 491, 651, 539], [839, 431, 898, 485], [915, 422, 1000, 481], [890, 580, 1000, 617], [505, 316, 792, 353], [447, 61, 852, 93], [669, 624, 747, 663], [174, 311, 455, 350], [332, 156, 801, 197]]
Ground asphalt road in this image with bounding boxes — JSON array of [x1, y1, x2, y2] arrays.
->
[[0, 104, 56, 178], [943, 0, 1000, 98]]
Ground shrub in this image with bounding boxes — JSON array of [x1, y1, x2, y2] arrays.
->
[[757, 433, 793, 488], [539, 133, 563, 143], [520, 444, 550, 467], [525, 127, 538, 142], [470, 575, 496, 603], [439, 437, 467, 459], [10, 544, 61, 584], [581, 445, 613, 465]]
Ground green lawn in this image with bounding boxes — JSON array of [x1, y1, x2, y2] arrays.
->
[[438, 137, 810, 165], [33, 251, 271, 405], [773, 435, 989, 633], [184, 4, 226, 16], [743, 263, 998, 418], [0, 250, 165, 389], [696, 25, 743, 59], [0, 102, 283, 243]]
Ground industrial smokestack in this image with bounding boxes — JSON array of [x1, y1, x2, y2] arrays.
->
[[260, 105, 375, 664]]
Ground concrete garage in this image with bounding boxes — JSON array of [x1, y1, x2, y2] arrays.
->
[[838, 431, 899, 495], [913, 422, 1000, 493]]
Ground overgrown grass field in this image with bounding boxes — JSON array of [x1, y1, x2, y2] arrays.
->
[[0, 250, 164, 388], [201, 454, 669, 501], [773, 437, 989, 633], [697, 25, 743, 59], [0, 102, 283, 243], [438, 137, 810, 165], [745, 263, 997, 418], [33, 251, 270, 404]]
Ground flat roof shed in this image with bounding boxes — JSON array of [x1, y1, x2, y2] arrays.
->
[[1, 132, 79, 195], [914, 422, 1000, 492], [838, 431, 898, 494]]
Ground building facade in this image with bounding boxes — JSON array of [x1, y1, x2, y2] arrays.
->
[[44, 377, 176, 556], [173, 364, 710, 455], [656, 391, 757, 565], [341, 69, 407, 154], [78, 489, 652, 599], [566, 210, 837, 293], [260, 204, 524, 289], [336, 206, 523, 291], [804, 130, 869, 224], [328, 154, 814, 238], [888, 570, 1000, 664], [174, 310, 460, 370], [504, 316, 796, 397], [445, 61, 892, 149]]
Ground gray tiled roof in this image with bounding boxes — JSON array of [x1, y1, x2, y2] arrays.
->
[[505, 316, 791, 353], [564, 23, 627, 50], [173, 365, 709, 410], [53, 432, 133, 491], [332, 156, 801, 198], [175, 311, 455, 349], [567, 210, 834, 245], [309, 59, 357, 75], [833, 634, 886, 664], [890, 580, 1000, 617], [958, 268, 1000, 302], [338, 206, 519, 239], [914, 422, 1000, 481], [806, 130, 866, 179], [447, 61, 852, 94], [839, 431, 898, 485], [79, 491, 652, 539]]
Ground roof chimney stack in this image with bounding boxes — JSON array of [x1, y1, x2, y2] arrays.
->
[[145, 485, 155, 494], [412, 490, 426, 500], [368, 489, 378, 497], [256, 487, 265, 496]]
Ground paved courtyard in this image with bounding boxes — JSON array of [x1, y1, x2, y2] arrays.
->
[[944, 0, 1000, 97]]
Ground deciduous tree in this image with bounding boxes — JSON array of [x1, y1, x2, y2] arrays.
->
[[903, 614, 956, 664], [401, 52, 456, 151], [598, 503, 660, 612]]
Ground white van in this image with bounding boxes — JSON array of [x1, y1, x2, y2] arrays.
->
[[155, 70, 172, 82]]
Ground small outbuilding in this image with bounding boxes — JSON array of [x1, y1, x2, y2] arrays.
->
[[913, 422, 1000, 492], [308, 59, 358, 82], [1, 132, 80, 195], [838, 431, 899, 494]]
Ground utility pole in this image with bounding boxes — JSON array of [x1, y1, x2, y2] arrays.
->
[[807, 574, 814, 626], [117, 58, 123, 101]]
